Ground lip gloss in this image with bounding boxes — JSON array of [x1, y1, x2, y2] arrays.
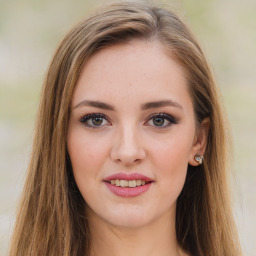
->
[[104, 182, 152, 197], [104, 173, 154, 197]]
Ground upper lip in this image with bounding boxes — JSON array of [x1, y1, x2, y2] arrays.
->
[[104, 173, 154, 182]]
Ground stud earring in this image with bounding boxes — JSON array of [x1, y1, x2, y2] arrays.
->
[[194, 154, 204, 164]]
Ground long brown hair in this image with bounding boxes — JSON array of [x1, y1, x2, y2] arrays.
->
[[9, 1, 242, 255]]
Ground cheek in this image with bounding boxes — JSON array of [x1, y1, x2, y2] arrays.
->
[[67, 129, 110, 179], [149, 132, 192, 171], [148, 134, 192, 196], [155, 144, 188, 182]]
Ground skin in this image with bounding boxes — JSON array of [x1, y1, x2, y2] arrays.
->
[[67, 39, 209, 256]]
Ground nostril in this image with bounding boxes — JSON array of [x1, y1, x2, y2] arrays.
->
[[110, 151, 146, 165]]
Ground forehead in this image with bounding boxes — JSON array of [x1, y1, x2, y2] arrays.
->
[[72, 39, 192, 111]]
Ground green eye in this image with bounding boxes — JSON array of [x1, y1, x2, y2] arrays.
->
[[91, 116, 104, 126], [80, 113, 110, 128], [152, 117, 165, 126], [146, 113, 177, 128]]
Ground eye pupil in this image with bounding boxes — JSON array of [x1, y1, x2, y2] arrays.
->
[[92, 117, 103, 126], [153, 117, 164, 126]]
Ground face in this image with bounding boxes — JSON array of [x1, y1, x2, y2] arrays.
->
[[67, 40, 203, 229]]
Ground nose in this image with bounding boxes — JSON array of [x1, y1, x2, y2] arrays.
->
[[110, 125, 146, 166]]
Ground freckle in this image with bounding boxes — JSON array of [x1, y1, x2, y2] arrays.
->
[[87, 152, 94, 159]]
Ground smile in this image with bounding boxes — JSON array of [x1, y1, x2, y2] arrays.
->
[[107, 179, 148, 187], [103, 173, 154, 197]]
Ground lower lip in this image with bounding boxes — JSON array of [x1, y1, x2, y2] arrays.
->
[[104, 182, 153, 197]]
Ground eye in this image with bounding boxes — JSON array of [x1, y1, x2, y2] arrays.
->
[[80, 113, 110, 128], [145, 113, 177, 128]]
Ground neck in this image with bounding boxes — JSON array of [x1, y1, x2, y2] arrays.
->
[[87, 207, 183, 256]]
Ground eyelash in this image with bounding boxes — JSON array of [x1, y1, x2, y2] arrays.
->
[[79, 113, 110, 129], [79, 112, 178, 129], [145, 113, 178, 128]]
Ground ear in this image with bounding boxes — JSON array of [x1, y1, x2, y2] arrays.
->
[[188, 117, 210, 166]]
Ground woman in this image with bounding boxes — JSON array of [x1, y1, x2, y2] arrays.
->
[[9, 1, 242, 255]]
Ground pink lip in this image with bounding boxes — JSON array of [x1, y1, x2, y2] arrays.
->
[[103, 172, 154, 198], [104, 173, 153, 182]]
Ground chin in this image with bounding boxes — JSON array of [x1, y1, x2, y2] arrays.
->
[[107, 214, 150, 229], [91, 203, 154, 229]]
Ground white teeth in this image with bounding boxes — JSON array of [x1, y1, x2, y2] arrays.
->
[[120, 180, 129, 187], [128, 180, 136, 188], [109, 179, 149, 187], [136, 180, 142, 186]]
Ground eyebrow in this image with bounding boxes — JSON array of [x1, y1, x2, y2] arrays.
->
[[73, 99, 183, 111], [141, 100, 183, 110], [74, 100, 115, 110]]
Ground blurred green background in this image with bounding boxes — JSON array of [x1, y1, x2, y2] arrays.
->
[[0, 0, 255, 255]]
